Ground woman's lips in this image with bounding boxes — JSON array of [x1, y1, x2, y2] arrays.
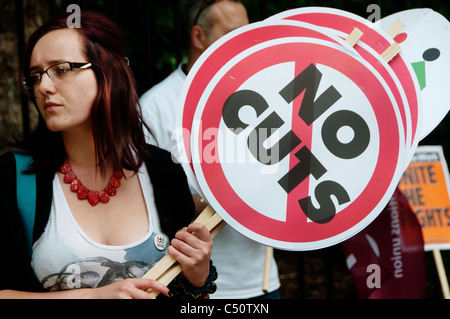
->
[[44, 102, 62, 111]]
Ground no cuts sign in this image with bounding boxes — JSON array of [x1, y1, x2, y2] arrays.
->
[[268, 7, 423, 168], [177, 8, 419, 250]]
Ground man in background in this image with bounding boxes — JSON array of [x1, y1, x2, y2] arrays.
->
[[139, 0, 281, 299]]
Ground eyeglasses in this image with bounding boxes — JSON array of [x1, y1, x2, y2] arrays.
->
[[192, 0, 216, 26], [23, 61, 92, 91]]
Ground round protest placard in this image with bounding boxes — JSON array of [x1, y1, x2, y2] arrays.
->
[[175, 19, 356, 196], [380, 9, 450, 140], [180, 19, 406, 250], [267, 7, 422, 168]]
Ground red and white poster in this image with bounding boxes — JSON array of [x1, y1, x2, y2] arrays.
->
[[268, 6, 423, 167], [398, 145, 450, 250], [381, 9, 450, 140], [176, 7, 427, 251]]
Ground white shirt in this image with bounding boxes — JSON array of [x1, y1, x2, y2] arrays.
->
[[32, 165, 169, 290], [140, 63, 280, 298]]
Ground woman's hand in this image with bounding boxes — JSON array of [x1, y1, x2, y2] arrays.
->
[[168, 223, 213, 287], [87, 278, 170, 299], [0, 278, 170, 299]]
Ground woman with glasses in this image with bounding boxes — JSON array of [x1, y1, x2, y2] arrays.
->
[[0, 11, 215, 299]]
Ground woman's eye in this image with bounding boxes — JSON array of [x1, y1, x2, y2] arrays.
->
[[55, 66, 70, 75]]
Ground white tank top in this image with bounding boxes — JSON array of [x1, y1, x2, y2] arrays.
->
[[31, 164, 169, 291]]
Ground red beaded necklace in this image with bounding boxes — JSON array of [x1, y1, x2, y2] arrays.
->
[[60, 158, 124, 207]]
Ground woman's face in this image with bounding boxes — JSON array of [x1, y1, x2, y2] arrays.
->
[[29, 28, 98, 133]]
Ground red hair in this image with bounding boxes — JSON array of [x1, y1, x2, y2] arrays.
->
[[18, 11, 153, 175]]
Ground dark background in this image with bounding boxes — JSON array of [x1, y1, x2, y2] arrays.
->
[[9, 0, 450, 160], [3, 0, 450, 298]]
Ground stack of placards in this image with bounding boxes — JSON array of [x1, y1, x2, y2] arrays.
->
[[174, 7, 448, 251]]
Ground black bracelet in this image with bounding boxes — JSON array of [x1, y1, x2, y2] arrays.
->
[[169, 260, 218, 299]]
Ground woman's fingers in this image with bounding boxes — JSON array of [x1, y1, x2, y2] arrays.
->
[[167, 223, 213, 288], [186, 223, 212, 243], [99, 278, 170, 299], [171, 223, 212, 258], [134, 278, 170, 298]]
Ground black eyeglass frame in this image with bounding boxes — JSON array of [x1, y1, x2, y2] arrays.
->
[[23, 61, 92, 91]]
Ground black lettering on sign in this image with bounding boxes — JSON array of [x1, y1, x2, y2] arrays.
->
[[248, 112, 301, 165], [279, 63, 342, 125], [401, 165, 437, 185], [402, 187, 425, 206], [299, 180, 351, 224], [321, 110, 370, 159], [278, 146, 327, 193], [222, 90, 301, 164], [222, 89, 268, 130], [221, 62, 370, 224], [415, 207, 450, 228]]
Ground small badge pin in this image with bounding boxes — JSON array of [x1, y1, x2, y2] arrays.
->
[[154, 234, 167, 251]]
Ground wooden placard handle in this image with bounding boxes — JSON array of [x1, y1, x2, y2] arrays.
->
[[143, 205, 226, 297], [262, 246, 273, 293], [433, 249, 450, 299]]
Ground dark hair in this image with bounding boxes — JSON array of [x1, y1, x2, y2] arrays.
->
[[183, 0, 243, 49], [17, 11, 152, 175]]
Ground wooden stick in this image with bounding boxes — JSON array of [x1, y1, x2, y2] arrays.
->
[[345, 28, 363, 47], [378, 20, 404, 63], [343, 24, 400, 63], [143, 205, 225, 297], [386, 20, 405, 39], [381, 42, 401, 62], [262, 246, 273, 293], [433, 249, 450, 299]]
